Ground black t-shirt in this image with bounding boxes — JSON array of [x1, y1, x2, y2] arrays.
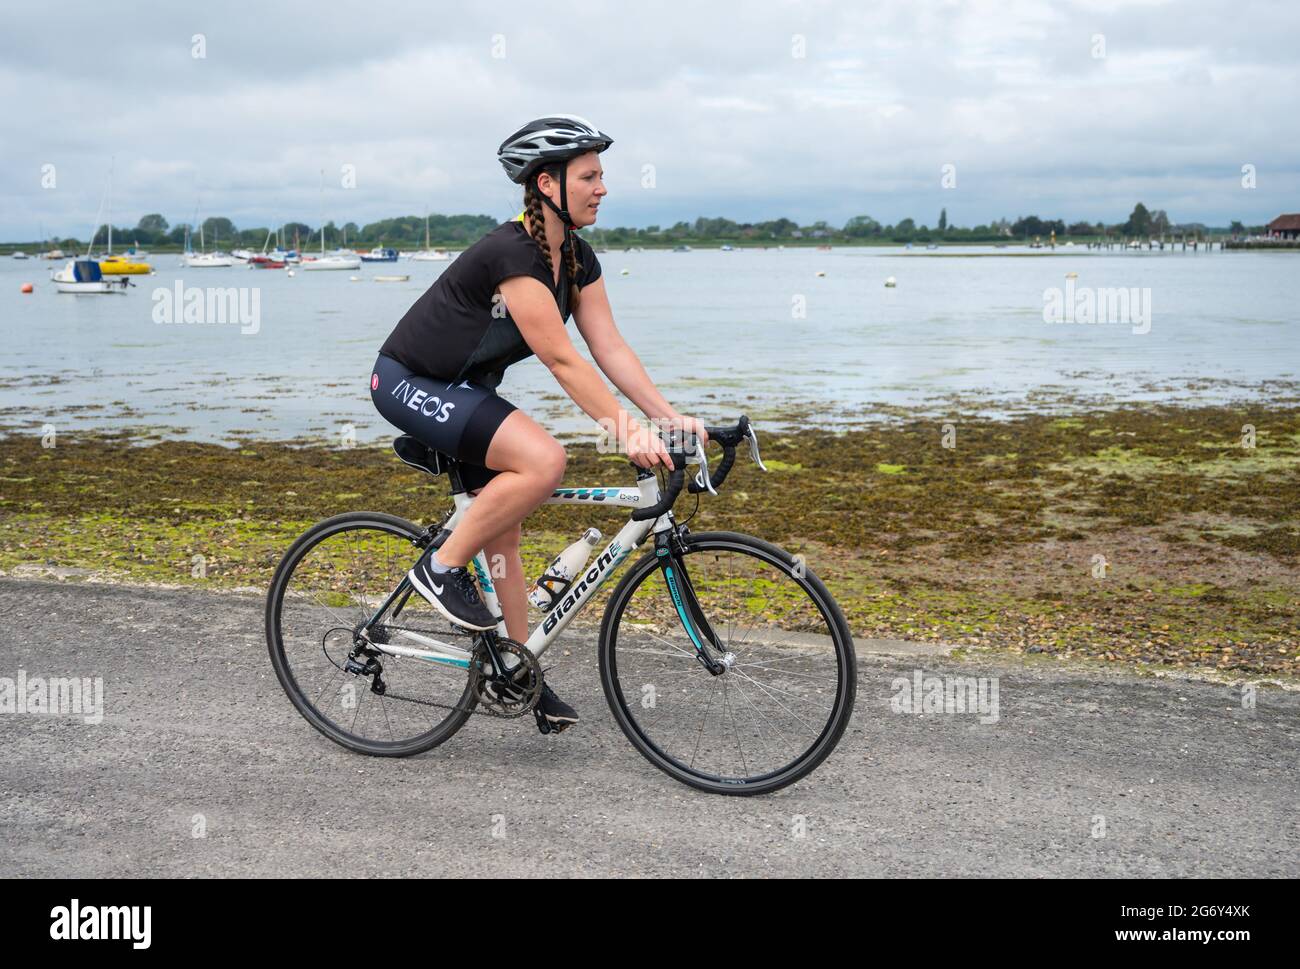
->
[[379, 220, 602, 389]]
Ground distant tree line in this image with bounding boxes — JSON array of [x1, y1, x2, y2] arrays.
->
[[33, 203, 1265, 250], [68, 212, 500, 250]]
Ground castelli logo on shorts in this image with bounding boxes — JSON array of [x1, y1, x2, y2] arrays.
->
[[371, 373, 379, 391]]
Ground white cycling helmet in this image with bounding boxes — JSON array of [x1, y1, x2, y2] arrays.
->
[[497, 114, 614, 186]]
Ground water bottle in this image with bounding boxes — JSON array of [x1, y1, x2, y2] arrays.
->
[[529, 527, 602, 611]]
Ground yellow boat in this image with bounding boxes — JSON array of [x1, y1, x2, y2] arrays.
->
[[97, 255, 152, 275]]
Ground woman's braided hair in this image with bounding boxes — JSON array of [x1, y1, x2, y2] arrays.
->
[[523, 161, 583, 315]]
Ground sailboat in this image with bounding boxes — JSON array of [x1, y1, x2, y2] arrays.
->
[[38, 224, 63, 259], [301, 247, 361, 271], [50, 259, 129, 294], [95, 158, 153, 275], [408, 213, 450, 261], [52, 173, 135, 290], [337, 223, 359, 257], [301, 171, 361, 270], [183, 213, 234, 268], [249, 228, 287, 269]]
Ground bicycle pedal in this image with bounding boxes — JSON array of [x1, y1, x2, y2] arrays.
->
[[533, 711, 575, 735]]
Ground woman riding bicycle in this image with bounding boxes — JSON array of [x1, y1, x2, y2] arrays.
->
[[371, 114, 710, 732]]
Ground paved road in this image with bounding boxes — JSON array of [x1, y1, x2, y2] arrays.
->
[[1, 577, 1295, 877]]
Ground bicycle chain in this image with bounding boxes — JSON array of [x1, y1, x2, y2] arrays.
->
[[362, 633, 542, 719]]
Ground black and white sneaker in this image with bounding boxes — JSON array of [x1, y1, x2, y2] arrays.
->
[[534, 683, 579, 734], [407, 548, 498, 631]]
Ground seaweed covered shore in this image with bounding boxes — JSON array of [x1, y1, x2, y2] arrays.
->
[[1, 402, 1297, 676]]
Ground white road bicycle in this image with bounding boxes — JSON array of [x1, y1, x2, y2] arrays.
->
[[265, 416, 857, 795]]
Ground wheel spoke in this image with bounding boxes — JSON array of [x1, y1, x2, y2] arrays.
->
[[269, 518, 473, 754], [606, 536, 854, 791]]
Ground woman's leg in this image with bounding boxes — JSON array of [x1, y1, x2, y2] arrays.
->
[[371, 355, 560, 582], [439, 410, 563, 643], [457, 413, 579, 728], [435, 408, 566, 569], [475, 520, 528, 642]]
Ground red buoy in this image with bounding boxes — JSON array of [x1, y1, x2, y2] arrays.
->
[[21, 282, 34, 293]]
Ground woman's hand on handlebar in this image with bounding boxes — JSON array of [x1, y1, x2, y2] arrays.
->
[[625, 420, 674, 470], [663, 413, 710, 449]]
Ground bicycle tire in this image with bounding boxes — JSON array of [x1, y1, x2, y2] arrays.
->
[[265, 511, 476, 757], [598, 530, 857, 795]]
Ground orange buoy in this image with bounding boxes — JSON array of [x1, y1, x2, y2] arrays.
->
[[21, 282, 34, 293]]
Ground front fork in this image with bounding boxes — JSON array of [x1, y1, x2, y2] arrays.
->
[[654, 527, 726, 675]]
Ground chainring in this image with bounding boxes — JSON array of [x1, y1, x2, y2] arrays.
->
[[469, 638, 543, 718]]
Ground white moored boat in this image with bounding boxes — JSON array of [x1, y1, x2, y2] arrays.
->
[[301, 253, 361, 271], [180, 209, 233, 267], [408, 213, 450, 260], [300, 170, 362, 270], [50, 259, 128, 294], [183, 252, 235, 267]]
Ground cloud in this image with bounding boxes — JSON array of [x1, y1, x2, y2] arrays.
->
[[1, 0, 1296, 240]]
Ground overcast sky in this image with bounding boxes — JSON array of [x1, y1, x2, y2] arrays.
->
[[2, 0, 1296, 240]]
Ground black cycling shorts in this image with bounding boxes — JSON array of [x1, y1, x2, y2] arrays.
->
[[370, 352, 517, 492]]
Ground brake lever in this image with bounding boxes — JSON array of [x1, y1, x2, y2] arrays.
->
[[691, 441, 718, 496], [746, 425, 768, 471]]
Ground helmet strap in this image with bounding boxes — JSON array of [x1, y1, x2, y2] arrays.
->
[[533, 170, 577, 314], [534, 168, 577, 261]]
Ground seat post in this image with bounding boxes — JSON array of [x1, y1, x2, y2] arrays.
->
[[446, 461, 467, 495]]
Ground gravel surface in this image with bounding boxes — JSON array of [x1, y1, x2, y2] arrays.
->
[[1, 577, 1295, 878]]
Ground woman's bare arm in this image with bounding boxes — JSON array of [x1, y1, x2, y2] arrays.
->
[[497, 275, 674, 464], [572, 277, 681, 422], [497, 275, 628, 425]]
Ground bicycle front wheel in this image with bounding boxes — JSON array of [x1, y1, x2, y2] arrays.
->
[[598, 530, 857, 795]]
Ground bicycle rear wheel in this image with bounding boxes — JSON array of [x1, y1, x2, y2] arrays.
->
[[266, 511, 476, 757], [598, 530, 856, 795]]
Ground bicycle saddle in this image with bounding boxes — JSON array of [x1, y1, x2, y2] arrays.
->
[[392, 435, 453, 477]]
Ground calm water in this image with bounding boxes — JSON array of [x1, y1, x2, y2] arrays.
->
[[1, 245, 1295, 446]]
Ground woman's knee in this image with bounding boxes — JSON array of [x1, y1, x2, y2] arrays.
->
[[486, 414, 566, 486], [536, 439, 567, 488]]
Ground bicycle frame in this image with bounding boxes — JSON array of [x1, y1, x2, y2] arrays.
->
[[363, 470, 685, 670]]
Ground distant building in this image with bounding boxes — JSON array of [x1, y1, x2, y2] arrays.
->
[[1266, 214, 1300, 240]]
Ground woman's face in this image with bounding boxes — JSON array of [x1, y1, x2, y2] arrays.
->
[[540, 151, 606, 228]]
